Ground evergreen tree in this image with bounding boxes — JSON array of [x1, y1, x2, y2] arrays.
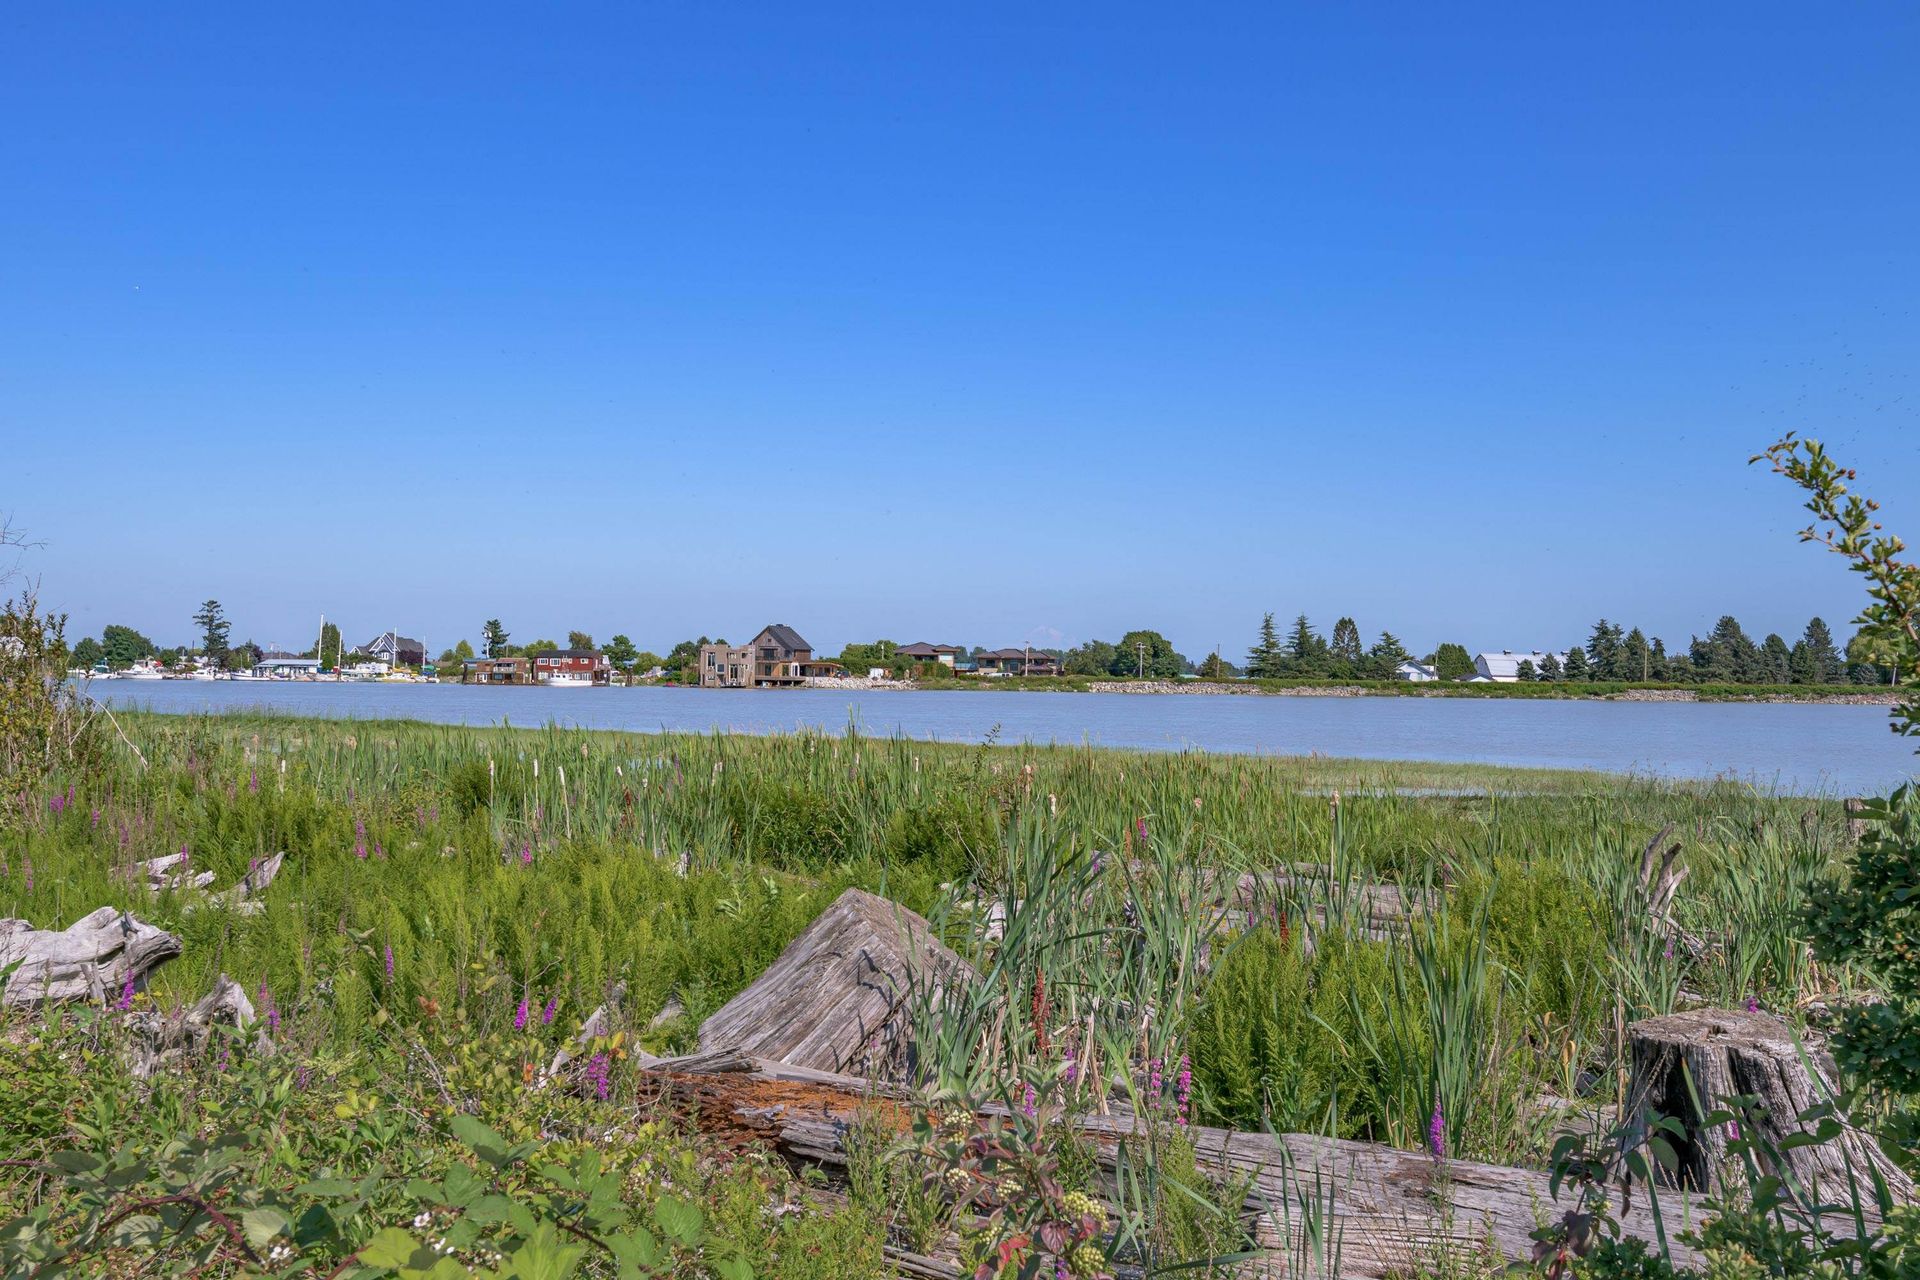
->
[[604, 634, 639, 673], [1284, 614, 1327, 675], [1515, 659, 1538, 681], [1586, 619, 1624, 680], [1649, 637, 1671, 681], [192, 599, 231, 662], [1538, 652, 1563, 681], [1365, 631, 1409, 675], [1760, 633, 1793, 684], [316, 622, 342, 669], [1245, 613, 1284, 679], [1330, 617, 1364, 666], [1789, 639, 1817, 685], [1432, 642, 1474, 682], [1801, 617, 1845, 684], [1198, 650, 1230, 679], [482, 619, 510, 659], [1562, 647, 1591, 680], [1691, 615, 1760, 682], [1621, 627, 1653, 682]]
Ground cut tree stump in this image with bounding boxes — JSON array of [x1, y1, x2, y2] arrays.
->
[[698, 888, 972, 1080], [637, 1052, 1704, 1279], [0, 907, 183, 1006], [1628, 1007, 1914, 1200]]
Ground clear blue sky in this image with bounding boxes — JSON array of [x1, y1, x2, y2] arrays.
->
[[5, 4, 1917, 661]]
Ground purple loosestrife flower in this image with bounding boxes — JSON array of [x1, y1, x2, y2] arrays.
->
[[520, 840, 533, 867], [585, 1052, 612, 1101], [1063, 1045, 1078, 1085], [248, 769, 258, 794], [295, 1065, 312, 1090], [1148, 1058, 1162, 1098], [1021, 1083, 1038, 1120], [541, 996, 559, 1025], [513, 998, 530, 1031], [1428, 1099, 1446, 1160], [90, 807, 100, 828], [1136, 817, 1148, 843], [1176, 1056, 1192, 1124], [384, 944, 395, 980], [117, 974, 135, 1012], [1745, 995, 1760, 1014]]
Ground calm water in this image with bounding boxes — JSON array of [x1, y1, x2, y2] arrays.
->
[[86, 681, 1915, 796]]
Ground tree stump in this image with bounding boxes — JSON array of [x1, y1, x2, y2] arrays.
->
[[698, 888, 973, 1080], [1628, 1007, 1913, 1200]]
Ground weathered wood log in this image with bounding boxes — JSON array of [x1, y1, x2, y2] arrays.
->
[[1627, 1007, 1913, 1200], [698, 888, 973, 1080], [0, 907, 183, 1005], [213, 851, 285, 914], [125, 973, 271, 1078], [638, 1053, 1703, 1278]]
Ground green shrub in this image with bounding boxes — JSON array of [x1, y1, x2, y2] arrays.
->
[[1191, 924, 1325, 1131], [882, 791, 997, 878], [1460, 855, 1608, 1032], [727, 783, 849, 866]]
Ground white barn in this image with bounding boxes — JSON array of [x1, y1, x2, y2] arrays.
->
[[1394, 660, 1438, 682], [1473, 650, 1564, 682]]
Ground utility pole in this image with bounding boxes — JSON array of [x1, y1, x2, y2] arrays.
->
[[1135, 641, 1147, 678]]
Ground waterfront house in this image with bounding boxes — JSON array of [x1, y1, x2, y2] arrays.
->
[[1394, 660, 1439, 682], [354, 631, 426, 668], [462, 656, 532, 685], [750, 624, 814, 686], [699, 643, 752, 688], [976, 647, 1063, 677], [897, 642, 963, 668], [529, 647, 612, 686], [252, 652, 320, 678], [1473, 650, 1563, 682]]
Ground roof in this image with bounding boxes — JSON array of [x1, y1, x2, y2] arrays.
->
[[755, 624, 811, 653], [529, 647, 602, 658], [1474, 650, 1564, 678], [357, 631, 423, 652], [985, 647, 1055, 660], [897, 642, 962, 657]]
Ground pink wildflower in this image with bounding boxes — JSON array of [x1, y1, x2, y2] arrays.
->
[[1021, 1082, 1037, 1120], [520, 840, 533, 867], [1428, 1099, 1446, 1160], [513, 997, 529, 1031], [384, 944, 395, 980], [117, 974, 135, 1011], [584, 1052, 612, 1100], [541, 996, 559, 1025]]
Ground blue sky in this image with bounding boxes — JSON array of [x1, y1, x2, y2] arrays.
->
[[4, 4, 1917, 660]]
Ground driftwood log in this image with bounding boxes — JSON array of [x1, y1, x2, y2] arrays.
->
[[0, 907, 183, 1005], [127, 850, 286, 914], [125, 973, 271, 1078], [638, 1052, 1701, 1278], [1628, 1007, 1914, 1200], [698, 888, 973, 1080]]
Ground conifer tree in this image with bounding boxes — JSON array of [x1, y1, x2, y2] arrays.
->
[[192, 599, 231, 662], [1538, 652, 1563, 681], [1622, 627, 1653, 682], [1802, 617, 1844, 684], [1245, 613, 1284, 679], [1285, 614, 1327, 675], [1761, 633, 1793, 683], [1432, 642, 1474, 682], [1563, 647, 1590, 680], [1330, 617, 1363, 665], [1515, 658, 1538, 681]]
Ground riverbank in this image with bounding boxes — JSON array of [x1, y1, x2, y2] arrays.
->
[[1065, 678, 1905, 704]]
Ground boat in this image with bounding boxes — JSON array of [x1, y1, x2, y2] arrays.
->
[[122, 659, 166, 681], [540, 672, 596, 689]]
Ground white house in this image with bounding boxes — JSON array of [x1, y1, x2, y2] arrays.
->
[[1394, 660, 1439, 682], [1473, 650, 1565, 682]]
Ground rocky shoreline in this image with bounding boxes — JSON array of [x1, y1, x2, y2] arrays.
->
[[1084, 680, 1902, 705]]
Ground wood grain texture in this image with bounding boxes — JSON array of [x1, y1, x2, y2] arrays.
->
[[0, 907, 183, 1005], [697, 888, 972, 1078]]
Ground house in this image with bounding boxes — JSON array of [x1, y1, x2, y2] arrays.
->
[[749, 624, 814, 686], [529, 647, 612, 685], [252, 652, 320, 678], [896, 642, 963, 668], [462, 656, 532, 685], [699, 643, 753, 688], [975, 647, 1063, 677], [1394, 660, 1439, 682], [354, 631, 426, 668], [1473, 651, 1564, 682]]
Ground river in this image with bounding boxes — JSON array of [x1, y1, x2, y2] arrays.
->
[[82, 680, 1918, 796]]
